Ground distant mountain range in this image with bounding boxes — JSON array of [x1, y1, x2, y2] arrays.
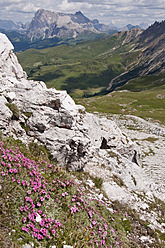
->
[[118, 23, 149, 32], [17, 19, 165, 97], [0, 9, 149, 52], [0, 19, 22, 30]]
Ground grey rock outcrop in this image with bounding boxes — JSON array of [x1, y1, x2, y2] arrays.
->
[[0, 33, 141, 173]]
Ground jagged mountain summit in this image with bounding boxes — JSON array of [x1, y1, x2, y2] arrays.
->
[[26, 9, 101, 40]]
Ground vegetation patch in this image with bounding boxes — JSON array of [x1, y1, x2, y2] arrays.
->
[[112, 174, 126, 188], [92, 176, 103, 189], [6, 103, 20, 120], [0, 136, 134, 247], [142, 137, 158, 143]]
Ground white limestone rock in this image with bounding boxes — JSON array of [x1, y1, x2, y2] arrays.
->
[[0, 95, 13, 128], [0, 33, 141, 183], [0, 33, 26, 80]]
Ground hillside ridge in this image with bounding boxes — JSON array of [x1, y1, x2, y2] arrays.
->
[[107, 20, 165, 91]]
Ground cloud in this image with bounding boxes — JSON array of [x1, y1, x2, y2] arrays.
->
[[57, 0, 92, 12], [67, 0, 165, 26], [5, 3, 38, 13], [0, 0, 164, 25]]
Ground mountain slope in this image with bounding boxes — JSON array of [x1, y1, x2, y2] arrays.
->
[[107, 20, 165, 91], [17, 20, 165, 96]]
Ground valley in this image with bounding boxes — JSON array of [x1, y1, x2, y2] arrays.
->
[[17, 20, 165, 101], [17, 30, 142, 97]]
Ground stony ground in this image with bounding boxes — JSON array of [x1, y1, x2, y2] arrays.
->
[[109, 114, 165, 199], [83, 113, 165, 247]]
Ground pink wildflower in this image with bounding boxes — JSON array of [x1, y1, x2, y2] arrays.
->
[[23, 217, 27, 223], [33, 232, 37, 238], [92, 221, 97, 226], [9, 168, 13, 173], [37, 202, 41, 207], [11, 177, 15, 182], [22, 180, 26, 186], [19, 206, 24, 212], [46, 194, 50, 199], [37, 234, 43, 240], [24, 205, 29, 212], [1, 172, 5, 176], [22, 227, 29, 233], [39, 220, 45, 227], [40, 228, 48, 236]]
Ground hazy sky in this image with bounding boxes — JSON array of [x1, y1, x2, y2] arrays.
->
[[0, 0, 165, 27]]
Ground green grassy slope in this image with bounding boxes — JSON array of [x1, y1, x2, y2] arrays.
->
[[75, 74, 165, 124], [17, 33, 140, 97], [117, 73, 165, 92]]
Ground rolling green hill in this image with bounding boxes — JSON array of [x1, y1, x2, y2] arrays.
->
[[17, 32, 141, 97]]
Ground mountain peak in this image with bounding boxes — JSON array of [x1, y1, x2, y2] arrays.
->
[[27, 9, 98, 40], [72, 10, 91, 24], [75, 11, 84, 15]]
